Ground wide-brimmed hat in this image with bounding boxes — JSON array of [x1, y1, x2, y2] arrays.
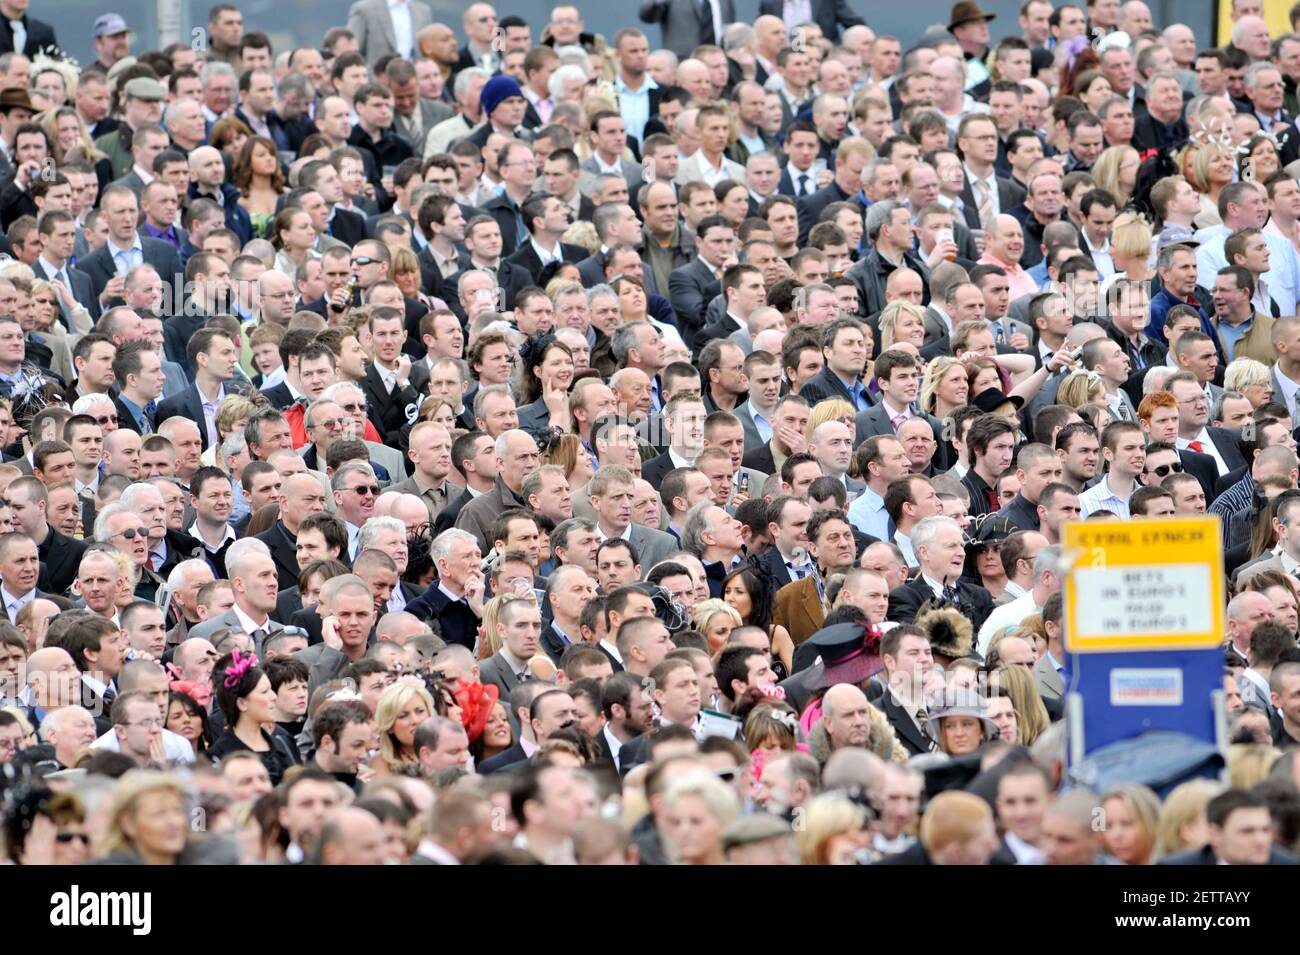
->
[[972, 387, 1024, 415], [924, 688, 999, 741], [802, 622, 884, 691], [0, 88, 34, 114], [948, 1, 996, 30]]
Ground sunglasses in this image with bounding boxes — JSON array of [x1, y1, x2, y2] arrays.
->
[[350, 256, 380, 267], [346, 485, 381, 497], [1149, 462, 1183, 477], [56, 831, 90, 845], [94, 414, 118, 425], [115, 526, 150, 540]]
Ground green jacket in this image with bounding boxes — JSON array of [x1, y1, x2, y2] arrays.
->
[[93, 125, 134, 179]]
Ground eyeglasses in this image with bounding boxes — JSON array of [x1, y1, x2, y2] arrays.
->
[[126, 718, 163, 729], [93, 414, 118, 425], [350, 256, 380, 267], [56, 831, 90, 845], [339, 403, 364, 414], [346, 485, 381, 497], [114, 526, 150, 540], [1150, 462, 1183, 477], [313, 417, 345, 430]]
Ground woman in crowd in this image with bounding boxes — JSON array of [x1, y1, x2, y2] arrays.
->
[[371, 681, 437, 776], [721, 565, 794, 676], [1101, 212, 1155, 295], [1182, 141, 1235, 228], [1153, 779, 1222, 859], [921, 355, 970, 421], [691, 599, 742, 654], [992, 665, 1051, 745], [796, 793, 871, 865], [516, 335, 576, 432], [715, 180, 750, 231], [878, 301, 926, 352], [1100, 784, 1162, 865], [540, 432, 594, 496], [662, 770, 740, 865], [1224, 358, 1272, 408], [41, 106, 112, 187], [269, 207, 319, 278], [1092, 145, 1140, 209], [165, 690, 213, 758], [207, 651, 300, 785], [235, 135, 287, 239], [925, 690, 998, 757], [470, 698, 514, 767], [95, 771, 192, 865]]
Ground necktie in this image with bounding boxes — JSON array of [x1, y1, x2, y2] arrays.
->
[[942, 584, 960, 604], [1188, 440, 1205, 453], [251, 629, 267, 652], [974, 179, 992, 227], [9, 19, 24, 54], [700, 0, 716, 43], [885, 515, 897, 540], [798, 173, 809, 196]]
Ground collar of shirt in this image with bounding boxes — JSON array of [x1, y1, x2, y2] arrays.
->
[[132, 165, 155, 186], [188, 520, 236, 551], [921, 573, 948, 598], [437, 581, 468, 605], [415, 840, 461, 865], [500, 645, 530, 678], [595, 154, 623, 175], [232, 602, 271, 634], [602, 722, 624, 760], [615, 75, 656, 97], [387, 586, 407, 613], [530, 237, 560, 265], [668, 447, 695, 469], [1, 585, 32, 614], [599, 639, 623, 664], [598, 523, 633, 543], [106, 236, 143, 260], [75, 476, 99, 496], [149, 540, 167, 569]]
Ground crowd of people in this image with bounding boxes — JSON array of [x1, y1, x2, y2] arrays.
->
[[0, 0, 1299, 866]]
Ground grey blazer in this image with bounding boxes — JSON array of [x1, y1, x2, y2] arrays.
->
[[346, 0, 433, 65], [186, 608, 283, 652], [629, 523, 680, 573], [479, 651, 527, 698], [1033, 653, 1064, 704], [578, 155, 644, 199], [638, 0, 737, 57]]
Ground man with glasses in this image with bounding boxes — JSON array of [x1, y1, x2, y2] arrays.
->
[[1168, 372, 1247, 478], [302, 398, 351, 475], [454, 429, 541, 554], [332, 462, 381, 560], [91, 659, 194, 764]]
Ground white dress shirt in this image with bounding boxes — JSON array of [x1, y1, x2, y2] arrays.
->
[[387, 0, 415, 58]]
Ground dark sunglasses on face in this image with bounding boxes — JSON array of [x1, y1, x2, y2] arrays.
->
[[347, 485, 381, 497], [350, 256, 380, 267], [115, 526, 149, 540], [1150, 462, 1183, 477], [56, 831, 90, 845]]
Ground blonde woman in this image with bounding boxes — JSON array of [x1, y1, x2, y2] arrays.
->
[[40, 106, 110, 175], [879, 300, 926, 351], [1152, 779, 1223, 859], [95, 771, 191, 864], [992, 665, 1050, 745], [1100, 213, 1155, 297], [691, 598, 742, 653], [370, 681, 436, 776], [796, 793, 871, 864], [1182, 141, 1235, 228], [1099, 784, 1162, 865], [1090, 145, 1140, 208], [476, 593, 513, 661], [662, 770, 740, 864], [1055, 369, 1108, 410], [921, 356, 970, 419], [805, 398, 856, 447], [1224, 357, 1272, 408], [202, 395, 259, 466], [1227, 742, 1279, 790]]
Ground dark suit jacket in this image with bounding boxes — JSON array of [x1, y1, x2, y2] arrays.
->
[[1179, 448, 1220, 504], [887, 577, 994, 635], [743, 443, 777, 476], [800, 366, 865, 408], [359, 363, 426, 445], [503, 240, 587, 285], [1205, 426, 1247, 474], [875, 689, 931, 756], [321, 202, 365, 243], [796, 180, 855, 245], [0, 15, 58, 56], [755, 545, 796, 591], [405, 581, 480, 649], [113, 393, 155, 435], [36, 525, 85, 596], [756, 0, 863, 39], [852, 405, 943, 450], [156, 384, 214, 451], [639, 451, 680, 491], [255, 521, 300, 592], [996, 493, 1041, 532], [160, 310, 209, 372], [668, 257, 723, 350], [79, 239, 182, 313], [259, 382, 296, 411], [638, 0, 737, 56], [31, 259, 98, 326], [957, 172, 1027, 232], [275, 586, 304, 623], [478, 741, 528, 774], [432, 485, 473, 536]]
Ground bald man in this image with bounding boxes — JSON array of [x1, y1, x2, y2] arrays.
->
[[819, 683, 902, 760]]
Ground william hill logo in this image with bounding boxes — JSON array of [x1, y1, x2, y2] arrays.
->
[[49, 886, 151, 935]]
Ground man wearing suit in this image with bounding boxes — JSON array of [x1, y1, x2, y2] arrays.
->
[[1169, 373, 1246, 478], [254, 473, 328, 591], [870, 627, 938, 756], [503, 193, 587, 285], [347, 0, 432, 65], [155, 328, 237, 454], [538, 565, 596, 666], [641, 397, 708, 491], [886, 515, 995, 634], [578, 112, 645, 199], [800, 320, 873, 411], [853, 351, 944, 447], [0, 531, 51, 620], [591, 466, 680, 574], [638, 0, 735, 57], [79, 186, 182, 315], [676, 106, 747, 189], [1159, 791, 1298, 865], [756, 0, 863, 40], [668, 215, 734, 351], [184, 549, 284, 655], [956, 114, 1027, 233], [774, 508, 860, 645], [756, 496, 816, 591], [360, 309, 428, 446], [0, 4, 58, 57], [111, 341, 163, 436], [796, 138, 871, 246], [33, 213, 97, 331], [477, 597, 544, 698], [481, 141, 541, 262]]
